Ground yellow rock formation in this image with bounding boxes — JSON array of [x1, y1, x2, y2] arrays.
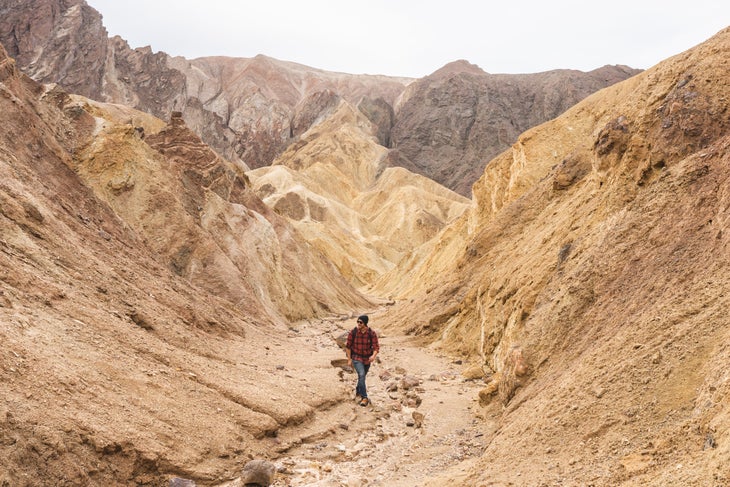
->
[[248, 101, 470, 289]]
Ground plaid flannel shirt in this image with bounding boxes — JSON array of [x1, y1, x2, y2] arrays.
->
[[346, 326, 379, 365]]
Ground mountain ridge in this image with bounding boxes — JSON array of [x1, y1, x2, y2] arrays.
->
[[0, 0, 640, 194]]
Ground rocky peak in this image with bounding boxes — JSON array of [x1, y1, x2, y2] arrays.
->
[[145, 110, 251, 205], [0, 0, 107, 96], [429, 59, 488, 78], [291, 89, 341, 138]]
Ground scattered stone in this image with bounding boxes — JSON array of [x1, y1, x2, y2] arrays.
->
[[461, 365, 485, 381], [241, 459, 276, 486], [276, 365, 285, 370], [169, 478, 196, 487], [400, 376, 420, 390], [373, 409, 391, 420], [378, 370, 392, 381], [403, 394, 422, 408], [334, 331, 349, 350], [331, 358, 352, 371], [394, 366, 407, 375], [129, 310, 154, 330], [385, 381, 398, 392], [478, 378, 500, 406], [412, 411, 424, 428]]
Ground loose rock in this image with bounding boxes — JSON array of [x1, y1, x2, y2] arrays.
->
[[241, 459, 276, 486]]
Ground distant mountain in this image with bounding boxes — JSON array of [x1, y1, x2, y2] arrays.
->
[[0, 0, 639, 195], [390, 60, 642, 195], [0, 0, 409, 168]]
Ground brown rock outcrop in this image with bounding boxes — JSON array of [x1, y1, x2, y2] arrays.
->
[[382, 26, 730, 486]]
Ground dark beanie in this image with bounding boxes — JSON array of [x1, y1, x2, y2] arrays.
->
[[358, 315, 369, 325]]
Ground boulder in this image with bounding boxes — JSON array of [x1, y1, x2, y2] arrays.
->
[[241, 459, 276, 486]]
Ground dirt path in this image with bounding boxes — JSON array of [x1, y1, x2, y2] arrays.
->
[[264, 317, 489, 487]]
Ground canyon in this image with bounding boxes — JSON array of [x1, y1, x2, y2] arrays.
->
[[1, 1, 729, 486]]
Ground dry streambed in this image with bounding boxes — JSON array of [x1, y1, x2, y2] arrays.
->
[[264, 323, 489, 487]]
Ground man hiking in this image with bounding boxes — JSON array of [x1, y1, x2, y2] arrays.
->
[[345, 314, 379, 407]]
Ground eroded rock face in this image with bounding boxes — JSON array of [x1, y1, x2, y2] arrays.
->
[[0, 0, 107, 95], [248, 102, 471, 290], [390, 60, 642, 195], [73, 104, 371, 322]]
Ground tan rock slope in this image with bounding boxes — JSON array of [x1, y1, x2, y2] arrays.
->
[[0, 42, 370, 485], [248, 100, 470, 289], [71, 100, 370, 322], [382, 26, 730, 485]]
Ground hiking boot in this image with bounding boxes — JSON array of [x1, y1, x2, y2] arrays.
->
[[359, 397, 370, 407]]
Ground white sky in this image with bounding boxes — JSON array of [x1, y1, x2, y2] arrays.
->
[[86, 1, 729, 78]]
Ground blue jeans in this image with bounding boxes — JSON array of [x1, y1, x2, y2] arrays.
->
[[352, 359, 370, 399]]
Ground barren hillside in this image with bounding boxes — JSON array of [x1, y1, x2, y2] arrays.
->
[[380, 26, 730, 486], [0, 41, 373, 485], [2, 0, 730, 485]]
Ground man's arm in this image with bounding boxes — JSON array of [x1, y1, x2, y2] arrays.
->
[[370, 331, 379, 362]]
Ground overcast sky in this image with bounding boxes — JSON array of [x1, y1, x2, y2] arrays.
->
[[86, 1, 729, 78]]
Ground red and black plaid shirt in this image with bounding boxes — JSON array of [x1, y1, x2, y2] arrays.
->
[[346, 327, 379, 364]]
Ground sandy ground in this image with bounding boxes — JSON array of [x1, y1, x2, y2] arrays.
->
[[249, 316, 488, 487]]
